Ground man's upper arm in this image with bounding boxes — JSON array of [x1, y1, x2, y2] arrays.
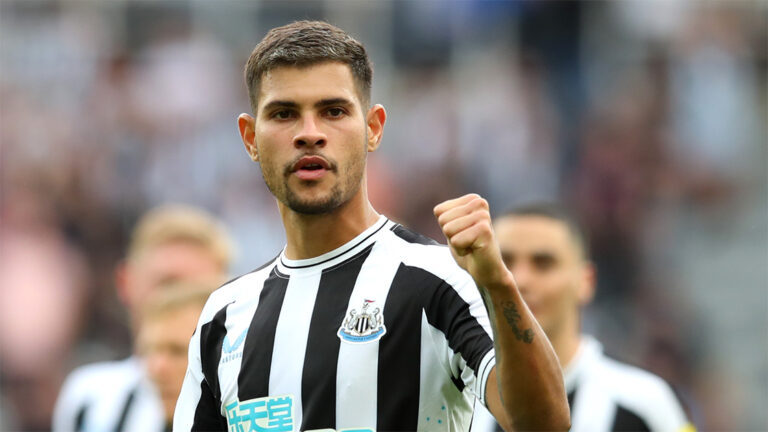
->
[[485, 366, 514, 432]]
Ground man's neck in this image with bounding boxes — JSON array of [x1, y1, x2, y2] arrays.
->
[[280, 192, 380, 260]]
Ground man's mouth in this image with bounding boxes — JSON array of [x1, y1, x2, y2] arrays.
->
[[291, 155, 332, 180]]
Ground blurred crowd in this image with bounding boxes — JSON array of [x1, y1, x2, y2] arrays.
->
[[0, 1, 765, 430]]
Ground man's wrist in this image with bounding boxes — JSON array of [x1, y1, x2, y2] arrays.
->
[[478, 269, 517, 298]]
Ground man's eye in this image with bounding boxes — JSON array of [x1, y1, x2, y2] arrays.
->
[[326, 107, 345, 117], [273, 110, 293, 119], [532, 256, 556, 271]]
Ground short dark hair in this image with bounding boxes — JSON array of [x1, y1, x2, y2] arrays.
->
[[244, 20, 373, 112], [497, 202, 590, 258]]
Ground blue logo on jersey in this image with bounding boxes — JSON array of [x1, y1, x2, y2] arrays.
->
[[223, 329, 247, 354], [225, 394, 293, 432], [337, 300, 386, 344]]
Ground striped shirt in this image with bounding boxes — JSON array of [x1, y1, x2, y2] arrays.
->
[[53, 357, 166, 432], [174, 215, 496, 431], [471, 336, 692, 432]]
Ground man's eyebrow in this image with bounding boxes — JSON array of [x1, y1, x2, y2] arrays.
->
[[315, 97, 353, 108], [261, 100, 298, 112]]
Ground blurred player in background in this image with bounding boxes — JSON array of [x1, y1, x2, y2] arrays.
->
[[472, 203, 693, 432], [53, 204, 233, 432], [136, 283, 214, 430]]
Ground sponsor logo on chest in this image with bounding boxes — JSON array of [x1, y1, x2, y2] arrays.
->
[[222, 329, 247, 363]]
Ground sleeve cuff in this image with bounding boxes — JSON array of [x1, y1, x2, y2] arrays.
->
[[475, 348, 496, 408]]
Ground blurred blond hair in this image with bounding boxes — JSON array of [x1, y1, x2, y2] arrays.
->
[[127, 204, 234, 273]]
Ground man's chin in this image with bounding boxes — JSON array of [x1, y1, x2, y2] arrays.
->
[[288, 200, 340, 215], [284, 192, 344, 215]]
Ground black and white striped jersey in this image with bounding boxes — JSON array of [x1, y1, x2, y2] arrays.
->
[[471, 336, 693, 432], [174, 216, 496, 432], [53, 357, 166, 432]]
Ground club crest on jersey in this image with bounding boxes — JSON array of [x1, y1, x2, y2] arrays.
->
[[337, 299, 386, 344]]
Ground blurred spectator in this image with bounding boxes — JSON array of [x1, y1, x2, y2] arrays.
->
[[0, 181, 90, 431]]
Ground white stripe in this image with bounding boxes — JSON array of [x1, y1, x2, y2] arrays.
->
[[475, 350, 495, 407], [570, 368, 615, 432], [175, 327, 204, 431], [269, 271, 322, 429], [418, 312, 474, 431], [335, 240, 400, 429]]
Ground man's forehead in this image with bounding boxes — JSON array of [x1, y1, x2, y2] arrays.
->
[[257, 62, 362, 108], [495, 215, 576, 251]]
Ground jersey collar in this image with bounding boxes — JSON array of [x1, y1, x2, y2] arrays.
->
[[276, 215, 391, 275]]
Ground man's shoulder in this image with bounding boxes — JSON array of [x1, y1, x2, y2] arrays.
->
[[220, 255, 279, 292], [199, 256, 280, 321], [591, 348, 688, 426], [382, 222, 478, 292], [383, 222, 450, 264], [598, 355, 673, 396]]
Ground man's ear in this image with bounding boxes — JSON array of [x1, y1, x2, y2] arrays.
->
[[366, 104, 386, 152], [238, 113, 259, 162]]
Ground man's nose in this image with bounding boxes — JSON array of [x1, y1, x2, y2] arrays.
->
[[294, 115, 327, 148]]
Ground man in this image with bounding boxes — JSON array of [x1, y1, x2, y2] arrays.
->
[[53, 204, 234, 432], [174, 21, 568, 432], [472, 203, 694, 431], [137, 283, 216, 431]]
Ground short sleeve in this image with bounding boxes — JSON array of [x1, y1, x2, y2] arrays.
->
[[422, 265, 496, 406]]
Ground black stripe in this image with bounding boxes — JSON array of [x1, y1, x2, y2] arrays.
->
[[423, 272, 493, 376], [238, 267, 289, 400], [113, 385, 137, 432], [193, 303, 230, 429], [391, 223, 441, 246], [611, 405, 651, 432], [300, 246, 372, 430], [280, 219, 388, 269], [200, 305, 230, 400], [74, 403, 88, 432], [567, 388, 576, 410], [451, 374, 466, 392], [192, 379, 228, 431], [376, 264, 425, 431]]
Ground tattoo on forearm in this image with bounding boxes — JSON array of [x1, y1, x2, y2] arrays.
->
[[501, 301, 534, 344]]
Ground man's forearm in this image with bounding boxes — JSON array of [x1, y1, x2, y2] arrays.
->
[[432, 194, 569, 430], [482, 273, 569, 431]]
